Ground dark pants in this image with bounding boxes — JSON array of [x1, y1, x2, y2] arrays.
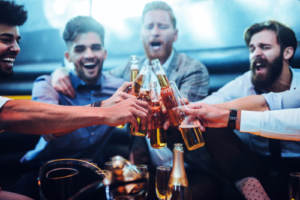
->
[[204, 127, 300, 200]]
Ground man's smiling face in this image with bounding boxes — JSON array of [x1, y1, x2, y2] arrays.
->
[[0, 24, 21, 77], [66, 32, 107, 84]]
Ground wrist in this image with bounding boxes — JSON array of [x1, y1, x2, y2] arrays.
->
[[91, 101, 102, 107], [227, 109, 238, 129]]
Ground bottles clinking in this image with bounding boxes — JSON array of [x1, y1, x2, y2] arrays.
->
[[129, 57, 205, 151]]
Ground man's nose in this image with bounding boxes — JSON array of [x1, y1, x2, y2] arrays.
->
[[150, 25, 160, 36], [252, 47, 263, 58], [83, 47, 94, 58], [10, 40, 20, 54]]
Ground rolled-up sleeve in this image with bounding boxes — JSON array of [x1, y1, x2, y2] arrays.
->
[[263, 88, 300, 110]]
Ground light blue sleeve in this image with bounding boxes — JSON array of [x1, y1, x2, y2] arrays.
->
[[263, 88, 300, 110], [32, 75, 59, 104]]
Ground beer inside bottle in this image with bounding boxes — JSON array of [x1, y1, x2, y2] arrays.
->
[[130, 64, 148, 136], [135, 89, 151, 136], [179, 124, 205, 151], [156, 74, 180, 126], [131, 69, 139, 82], [149, 101, 167, 148]]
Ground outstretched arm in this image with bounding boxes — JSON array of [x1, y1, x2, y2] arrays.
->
[[216, 95, 269, 111], [0, 98, 148, 135]]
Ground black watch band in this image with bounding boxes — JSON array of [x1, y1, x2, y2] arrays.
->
[[228, 109, 237, 129], [91, 101, 102, 107]]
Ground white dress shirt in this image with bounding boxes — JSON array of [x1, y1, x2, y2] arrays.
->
[[240, 109, 300, 140], [201, 68, 300, 157]]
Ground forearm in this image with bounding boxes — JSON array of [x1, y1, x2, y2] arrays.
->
[[0, 100, 105, 135], [216, 95, 269, 111]]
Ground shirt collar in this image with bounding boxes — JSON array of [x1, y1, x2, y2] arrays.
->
[[70, 71, 102, 90], [290, 67, 299, 89], [143, 49, 174, 72], [162, 49, 174, 72]]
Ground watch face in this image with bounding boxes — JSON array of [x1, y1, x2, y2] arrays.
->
[[228, 109, 237, 129]]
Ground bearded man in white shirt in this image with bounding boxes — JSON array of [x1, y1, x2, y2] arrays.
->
[[187, 20, 300, 200]]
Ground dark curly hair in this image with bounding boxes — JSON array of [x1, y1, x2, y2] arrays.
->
[[0, 0, 27, 26], [63, 16, 105, 47]]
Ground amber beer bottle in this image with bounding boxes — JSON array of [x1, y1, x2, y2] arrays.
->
[[149, 81, 167, 148], [118, 55, 140, 129], [167, 143, 191, 200], [151, 59, 181, 126], [130, 55, 139, 82], [130, 64, 150, 136]]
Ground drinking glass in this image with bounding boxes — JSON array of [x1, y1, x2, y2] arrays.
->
[[289, 172, 300, 200], [170, 81, 205, 151], [155, 165, 171, 200]]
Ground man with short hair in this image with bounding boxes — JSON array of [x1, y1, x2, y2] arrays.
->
[[190, 20, 300, 199], [12, 15, 147, 199], [0, 1, 148, 199]]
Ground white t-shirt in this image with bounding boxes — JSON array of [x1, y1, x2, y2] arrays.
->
[[0, 96, 10, 132]]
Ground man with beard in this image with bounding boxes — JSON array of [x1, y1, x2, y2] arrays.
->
[[190, 20, 300, 199], [10, 16, 144, 199]]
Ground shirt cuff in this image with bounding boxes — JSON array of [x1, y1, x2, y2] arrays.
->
[[262, 93, 282, 110], [240, 110, 263, 134]]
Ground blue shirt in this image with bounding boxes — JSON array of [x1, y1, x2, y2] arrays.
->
[[202, 67, 300, 158], [22, 72, 123, 163]]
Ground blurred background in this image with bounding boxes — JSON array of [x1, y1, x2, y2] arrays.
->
[[1, 0, 300, 96], [13, 0, 300, 69]]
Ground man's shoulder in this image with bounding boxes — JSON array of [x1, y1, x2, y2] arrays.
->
[[102, 73, 124, 88], [35, 74, 51, 82], [174, 52, 208, 73], [176, 52, 204, 66], [292, 67, 300, 76]]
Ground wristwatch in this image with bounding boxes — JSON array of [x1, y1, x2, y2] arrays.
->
[[228, 109, 237, 129]]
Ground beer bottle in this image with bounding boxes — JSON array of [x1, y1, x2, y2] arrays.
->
[[151, 59, 181, 126], [130, 55, 139, 82], [149, 81, 167, 148], [167, 143, 191, 200], [131, 63, 151, 136], [117, 55, 139, 129]]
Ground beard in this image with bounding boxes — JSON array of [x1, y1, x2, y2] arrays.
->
[[0, 67, 13, 79], [76, 59, 103, 84], [143, 41, 173, 64], [251, 52, 283, 91]]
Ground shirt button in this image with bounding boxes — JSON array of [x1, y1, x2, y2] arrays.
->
[[91, 132, 95, 136]]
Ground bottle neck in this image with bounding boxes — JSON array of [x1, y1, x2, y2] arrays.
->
[[169, 148, 188, 187]]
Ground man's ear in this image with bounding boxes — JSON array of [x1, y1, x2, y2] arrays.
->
[[64, 51, 70, 61], [283, 46, 294, 61], [173, 29, 178, 42], [102, 49, 107, 60]]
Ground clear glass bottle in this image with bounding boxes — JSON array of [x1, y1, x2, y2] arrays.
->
[[130, 55, 139, 82], [149, 81, 167, 148], [130, 63, 151, 136], [152, 59, 181, 127], [167, 143, 191, 200]]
